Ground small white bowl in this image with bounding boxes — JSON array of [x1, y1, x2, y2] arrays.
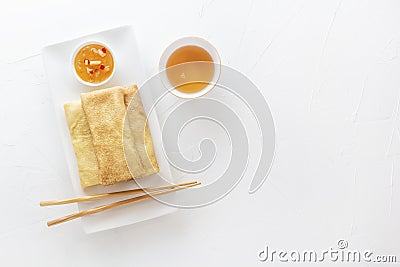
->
[[159, 36, 221, 98], [71, 41, 115, 87]]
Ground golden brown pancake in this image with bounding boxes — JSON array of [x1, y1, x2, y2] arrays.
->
[[123, 85, 159, 179], [64, 101, 100, 188], [67, 85, 160, 187], [80, 86, 133, 185]]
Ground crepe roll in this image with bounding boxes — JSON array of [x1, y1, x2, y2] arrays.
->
[[64, 101, 100, 188], [80, 86, 132, 185]]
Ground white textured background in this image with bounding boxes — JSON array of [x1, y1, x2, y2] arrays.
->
[[1, 0, 399, 266]]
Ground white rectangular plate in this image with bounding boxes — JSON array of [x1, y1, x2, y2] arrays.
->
[[42, 25, 176, 233]]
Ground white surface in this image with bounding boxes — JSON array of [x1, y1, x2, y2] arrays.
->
[[43, 26, 176, 233], [1, 0, 400, 266]]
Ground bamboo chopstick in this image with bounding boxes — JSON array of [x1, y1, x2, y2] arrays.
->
[[46, 182, 200, 227], [40, 181, 197, 206]]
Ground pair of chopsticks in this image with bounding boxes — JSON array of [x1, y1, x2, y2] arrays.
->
[[41, 181, 200, 227]]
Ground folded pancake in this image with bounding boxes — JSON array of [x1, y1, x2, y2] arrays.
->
[[64, 101, 100, 188], [123, 85, 159, 179], [80, 86, 132, 185], [79, 85, 159, 186]]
